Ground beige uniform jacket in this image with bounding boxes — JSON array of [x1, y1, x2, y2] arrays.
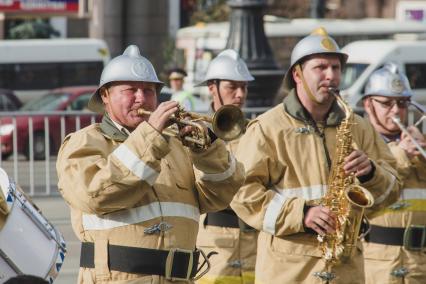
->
[[231, 91, 401, 284], [364, 139, 426, 284], [56, 117, 245, 284], [0, 187, 8, 230], [197, 138, 257, 284]]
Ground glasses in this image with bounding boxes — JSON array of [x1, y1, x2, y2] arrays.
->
[[371, 98, 410, 109]]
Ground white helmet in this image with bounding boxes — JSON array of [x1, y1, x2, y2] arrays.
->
[[364, 62, 412, 99], [195, 49, 254, 86], [88, 45, 163, 113], [283, 27, 348, 92]]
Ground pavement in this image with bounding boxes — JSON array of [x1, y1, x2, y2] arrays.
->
[[32, 196, 79, 284]]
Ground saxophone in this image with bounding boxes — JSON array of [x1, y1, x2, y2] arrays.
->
[[315, 88, 374, 282]]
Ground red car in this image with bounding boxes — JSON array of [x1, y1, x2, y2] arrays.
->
[[0, 88, 22, 111], [0, 86, 100, 160]]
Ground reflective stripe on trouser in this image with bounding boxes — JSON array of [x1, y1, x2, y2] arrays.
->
[[197, 272, 255, 284]]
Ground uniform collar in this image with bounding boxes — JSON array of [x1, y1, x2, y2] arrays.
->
[[283, 89, 346, 127], [382, 133, 401, 144], [100, 113, 129, 142]]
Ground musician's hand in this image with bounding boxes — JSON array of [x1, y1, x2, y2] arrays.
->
[[148, 101, 179, 133], [343, 149, 372, 177], [304, 206, 336, 236], [399, 126, 426, 159]]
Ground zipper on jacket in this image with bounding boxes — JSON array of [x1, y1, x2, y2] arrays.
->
[[307, 120, 332, 170], [320, 134, 332, 170]]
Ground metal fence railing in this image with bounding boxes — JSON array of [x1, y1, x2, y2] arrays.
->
[[0, 111, 99, 196], [0, 107, 424, 196]]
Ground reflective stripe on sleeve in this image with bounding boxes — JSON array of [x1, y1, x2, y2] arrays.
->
[[374, 174, 396, 205], [401, 188, 426, 200], [262, 185, 327, 235], [112, 144, 159, 185], [263, 192, 286, 235], [198, 154, 236, 182], [82, 202, 200, 230]]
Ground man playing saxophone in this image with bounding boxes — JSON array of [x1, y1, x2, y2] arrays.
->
[[56, 45, 245, 284], [362, 63, 426, 284], [231, 28, 401, 283]]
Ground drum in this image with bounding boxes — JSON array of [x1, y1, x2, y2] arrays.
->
[[0, 168, 66, 283]]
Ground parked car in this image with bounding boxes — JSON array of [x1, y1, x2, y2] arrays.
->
[[0, 88, 22, 111], [0, 86, 100, 160]]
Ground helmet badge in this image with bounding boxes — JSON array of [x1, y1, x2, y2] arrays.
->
[[132, 61, 151, 79], [391, 78, 404, 94], [321, 38, 337, 51]]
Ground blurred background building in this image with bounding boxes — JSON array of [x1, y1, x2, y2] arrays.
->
[[1, 0, 425, 76]]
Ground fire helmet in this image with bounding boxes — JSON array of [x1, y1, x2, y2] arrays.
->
[[364, 62, 412, 99], [196, 49, 254, 86], [88, 45, 163, 113], [282, 27, 348, 92]]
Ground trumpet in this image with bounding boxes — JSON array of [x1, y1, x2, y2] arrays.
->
[[410, 101, 426, 127], [391, 100, 426, 159], [392, 116, 426, 159], [137, 104, 246, 149]]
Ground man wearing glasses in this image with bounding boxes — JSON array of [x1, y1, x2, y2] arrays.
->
[[362, 62, 426, 283]]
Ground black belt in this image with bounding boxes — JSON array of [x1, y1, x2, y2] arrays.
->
[[205, 209, 255, 231], [80, 242, 200, 280], [366, 224, 426, 250]]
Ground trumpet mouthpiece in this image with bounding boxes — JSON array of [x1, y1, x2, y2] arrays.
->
[[137, 108, 150, 116], [391, 116, 401, 123]]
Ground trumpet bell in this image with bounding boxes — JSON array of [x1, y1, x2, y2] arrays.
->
[[212, 105, 246, 141]]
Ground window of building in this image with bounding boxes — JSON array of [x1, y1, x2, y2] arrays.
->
[[405, 63, 426, 89]]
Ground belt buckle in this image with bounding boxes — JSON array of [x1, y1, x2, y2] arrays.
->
[[403, 225, 426, 251], [165, 248, 194, 282]]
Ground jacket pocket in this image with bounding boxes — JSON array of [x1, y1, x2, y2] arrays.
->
[[415, 167, 426, 183], [363, 241, 400, 261], [270, 234, 322, 258], [197, 228, 236, 248], [163, 158, 194, 191]]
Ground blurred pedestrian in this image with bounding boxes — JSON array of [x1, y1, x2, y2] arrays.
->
[[169, 67, 205, 111]]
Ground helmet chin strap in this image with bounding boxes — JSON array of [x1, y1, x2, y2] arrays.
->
[[215, 80, 224, 109], [295, 64, 321, 105]]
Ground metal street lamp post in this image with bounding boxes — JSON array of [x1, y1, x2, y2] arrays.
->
[[226, 0, 285, 107]]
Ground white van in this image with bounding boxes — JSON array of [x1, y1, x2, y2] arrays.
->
[[340, 39, 426, 107], [0, 38, 110, 103]]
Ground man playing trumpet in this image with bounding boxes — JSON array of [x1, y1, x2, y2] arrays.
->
[[362, 62, 426, 283], [56, 45, 245, 284]]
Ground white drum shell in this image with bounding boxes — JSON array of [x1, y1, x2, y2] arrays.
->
[[0, 168, 66, 283]]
